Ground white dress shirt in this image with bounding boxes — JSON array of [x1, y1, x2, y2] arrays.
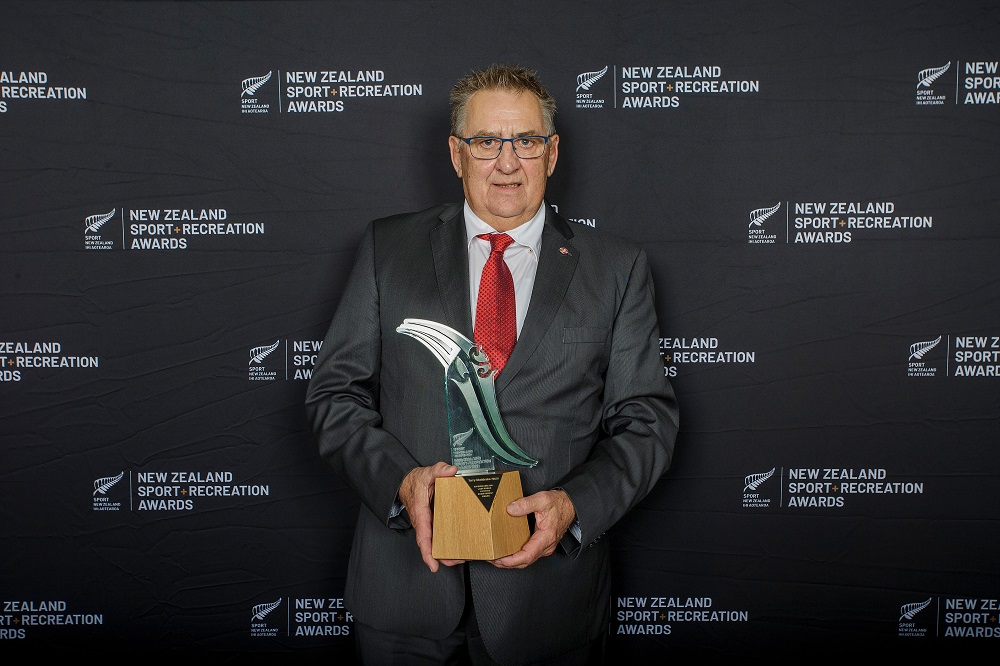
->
[[464, 200, 546, 337]]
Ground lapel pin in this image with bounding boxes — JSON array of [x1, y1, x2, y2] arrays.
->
[[559, 247, 571, 256]]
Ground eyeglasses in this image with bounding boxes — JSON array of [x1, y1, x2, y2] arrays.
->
[[455, 135, 552, 160]]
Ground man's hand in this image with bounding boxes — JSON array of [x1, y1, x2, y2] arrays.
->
[[491, 488, 576, 569], [397, 462, 464, 572]]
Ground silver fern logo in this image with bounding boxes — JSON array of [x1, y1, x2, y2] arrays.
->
[[898, 597, 932, 637], [908, 335, 941, 377], [249, 340, 281, 381], [899, 597, 932, 621], [744, 467, 774, 492], [749, 202, 780, 228], [743, 467, 774, 508], [94, 471, 123, 495], [252, 598, 281, 621], [242, 71, 272, 97], [748, 202, 779, 244], [93, 471, 125, 511], [85, 209, 115, 234], [575, 66, 608, 109], [917, 63, 950, 88], [576, 66, 608, 92], [909, 335, 941, 360], [250, 340, 280, 365], [250, 598, 282, 636], [916, 62, 950, 106], [242, 71, 272, 114], [84, 208, 117, 250]]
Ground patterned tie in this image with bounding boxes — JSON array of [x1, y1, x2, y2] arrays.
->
[[474, 233, 516, 374]]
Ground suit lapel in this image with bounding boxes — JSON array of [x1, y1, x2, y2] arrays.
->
[[496, 209, 578, 392], [431, 204, 474, 337]]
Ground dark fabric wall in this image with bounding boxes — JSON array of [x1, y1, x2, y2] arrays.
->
[[1, 0, 997, 660]]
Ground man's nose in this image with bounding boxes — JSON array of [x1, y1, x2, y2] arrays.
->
[[496, 141, 520, 171]]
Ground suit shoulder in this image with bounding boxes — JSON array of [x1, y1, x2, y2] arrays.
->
[[372, 203, 459, 235]]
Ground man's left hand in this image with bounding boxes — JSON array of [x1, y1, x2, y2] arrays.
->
[[490, 488, 576, 569]]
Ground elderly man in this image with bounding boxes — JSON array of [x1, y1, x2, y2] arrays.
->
[[306, 64, 678, 665]]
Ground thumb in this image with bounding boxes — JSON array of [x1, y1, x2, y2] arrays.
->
[[506, 498, 530, 517]]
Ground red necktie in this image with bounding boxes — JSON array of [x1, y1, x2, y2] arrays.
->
[[474, 233, 516, 374]]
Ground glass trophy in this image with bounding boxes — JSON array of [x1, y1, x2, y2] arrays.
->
[[397, 318, 538, 559]]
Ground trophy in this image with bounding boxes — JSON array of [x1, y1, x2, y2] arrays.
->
[[396, 318, 538, 560]]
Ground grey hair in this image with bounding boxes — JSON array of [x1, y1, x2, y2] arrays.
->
[[450, 64, 557, 136]]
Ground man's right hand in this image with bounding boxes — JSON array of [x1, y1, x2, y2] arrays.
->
[[397, 462, 463, 572]]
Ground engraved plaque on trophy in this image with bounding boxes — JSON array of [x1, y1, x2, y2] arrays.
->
[[396, 318, 538, 560]]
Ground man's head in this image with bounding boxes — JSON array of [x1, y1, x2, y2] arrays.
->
[[448, 64, 559, 232]]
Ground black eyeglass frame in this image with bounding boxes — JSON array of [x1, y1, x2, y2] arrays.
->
[[454, 135, 554, 159]]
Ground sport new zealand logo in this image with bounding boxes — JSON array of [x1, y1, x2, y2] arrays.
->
[[250, 598, 282, 637], [915, 62, 950, 106], [748, 202, 780, 244], [898, 597, 932, 637], [907, 335, 941, 377], [242, 71, 272, 113], [742, 467, 774, 508], [575, 66, 608, 109], [249, 339, 281, 381], [93, 471, 124, 511], [84, 209, 116, 250]]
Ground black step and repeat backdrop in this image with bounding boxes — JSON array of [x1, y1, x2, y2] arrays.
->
[[2, 0, 997, 660]]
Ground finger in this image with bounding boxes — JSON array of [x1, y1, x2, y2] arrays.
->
[[412, 509, 439, 572], [493, 530, 553, 569], [411, 463, 455, 572]]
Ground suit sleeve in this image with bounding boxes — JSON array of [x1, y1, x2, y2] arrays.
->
[[557, 247, 679, 554], [304, 222, 419, 527]]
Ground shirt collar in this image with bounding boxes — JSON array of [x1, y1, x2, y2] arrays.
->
[[464, 201, 546, 256]]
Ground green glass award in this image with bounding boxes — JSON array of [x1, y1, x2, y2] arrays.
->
[[397, 318, 538, 560]]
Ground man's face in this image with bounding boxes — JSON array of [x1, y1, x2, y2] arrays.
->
[[449, 89, 559, 232]]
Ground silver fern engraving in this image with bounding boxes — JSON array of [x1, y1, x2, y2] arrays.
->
[[85, 209, 116, 234], [749, 202, 781, 228], [909, 336, 941, 360], [250, 340, 280, 364], [94, 471, 124, 495], [242, 71, 272, 97], [744, 467, 775, 492], [899, 597, 932, 620], [576, 66, 608, 92], [251, 598, 282, 621], [917, 63, 950, 88]]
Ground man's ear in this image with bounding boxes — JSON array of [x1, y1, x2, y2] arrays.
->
[[449, 135, 463, 178], [546, 134, 559, 177]]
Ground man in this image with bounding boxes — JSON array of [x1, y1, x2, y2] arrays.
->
[[305, 64, 678, 665]]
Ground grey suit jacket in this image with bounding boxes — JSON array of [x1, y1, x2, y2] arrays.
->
[[305, 203, 679, 664]]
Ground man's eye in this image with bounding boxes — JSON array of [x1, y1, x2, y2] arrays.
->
[[475, 138, 498, 148]]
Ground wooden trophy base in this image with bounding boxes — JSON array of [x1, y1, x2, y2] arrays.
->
[[431, 471, 530, 560]]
